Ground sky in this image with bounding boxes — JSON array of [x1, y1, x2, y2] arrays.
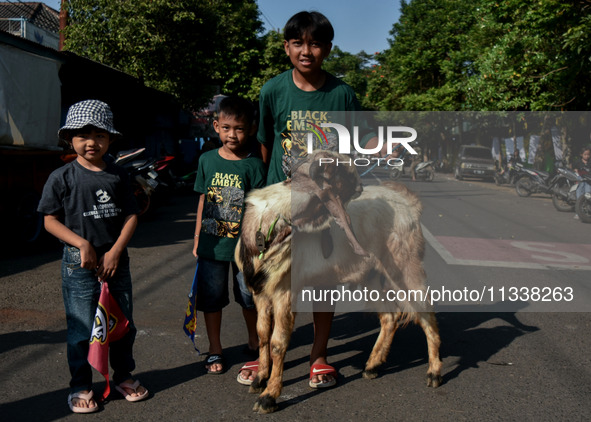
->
[[42, 0, 401, 55]]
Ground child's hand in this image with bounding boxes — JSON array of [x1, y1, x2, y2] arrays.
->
[[79, 242, 98, 270], [192, 238, 199, 258], [97, 250, 120, 280]]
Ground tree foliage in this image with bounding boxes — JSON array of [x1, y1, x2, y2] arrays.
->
[[63, 0, 263, 110], [464, 0, 591, 111], [365, 0, 591, 112], [323, 46, 373, 103], [246, 30, 291, 101], [365, 0, 479, 111], [62, 0, 591, 116]]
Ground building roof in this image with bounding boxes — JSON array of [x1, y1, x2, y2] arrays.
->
[[0, 2, 59, 33]]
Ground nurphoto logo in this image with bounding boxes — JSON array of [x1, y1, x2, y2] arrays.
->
[[306, 122, 418, 168]]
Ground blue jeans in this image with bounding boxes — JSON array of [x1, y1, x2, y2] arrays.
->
[[576, 181, 591, 199], [195, 257, 255, 313], [61, 246, 136, 393]]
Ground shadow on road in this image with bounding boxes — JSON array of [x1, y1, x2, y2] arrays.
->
[[237, 309, 538, 412], [0, 329, 66, 354]]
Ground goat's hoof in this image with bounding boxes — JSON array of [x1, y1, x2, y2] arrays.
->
[[427, 373, 442, 388], [249, 378, 266, 393], [362, 369, 378, 380], [253, 395, 278, 414]]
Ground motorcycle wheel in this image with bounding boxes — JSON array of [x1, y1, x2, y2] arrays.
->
[[551, 181, 575, 212], [426, 168, 435, 182], [389, 168, 402, 180], [575, 195, 591, 223], [515, 177, 533, 197]]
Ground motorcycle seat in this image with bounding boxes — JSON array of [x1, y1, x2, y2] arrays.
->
[[534, 169, 550, 179], [125, 159, 154, 170]]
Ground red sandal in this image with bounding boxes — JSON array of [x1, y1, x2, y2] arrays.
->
[[237, 360, 259, 386], [309, 363, 337, 389]]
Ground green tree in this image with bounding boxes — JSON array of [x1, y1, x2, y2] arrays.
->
[[208, 0, 264, 97], [63, 0, 263, 110], [246, 30, 291, 101], [365, 0, 479, 111], [465, 0, 591, 111], [323, 46, 373, 102]]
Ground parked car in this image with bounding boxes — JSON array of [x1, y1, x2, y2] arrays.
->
[[454, 145, 496, 181]]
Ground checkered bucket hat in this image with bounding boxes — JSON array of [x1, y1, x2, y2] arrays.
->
[[58, 100, 121, 140]]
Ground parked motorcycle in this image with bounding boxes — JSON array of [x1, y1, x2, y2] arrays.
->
[[575, 174, 591, 223], [389, 159, 435, 181], [494, 162, 518, 185], [514, 161, 569, 199], [114, 148, 163, 216], [551, 166, 581, 212], [413, 160, 435, 181]]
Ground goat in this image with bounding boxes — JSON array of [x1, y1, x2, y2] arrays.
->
[[236, 150, 442, 414]]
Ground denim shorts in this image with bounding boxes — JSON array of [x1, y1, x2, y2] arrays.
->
[[195, 257, 254, 313]]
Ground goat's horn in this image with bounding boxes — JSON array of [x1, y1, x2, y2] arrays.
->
[[320, 189, 368, 257]]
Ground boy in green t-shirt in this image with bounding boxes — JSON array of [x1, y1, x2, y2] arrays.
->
[[193, 96, 266, 374], [238, 10, 381, 389], [257, 11, 365, 185]]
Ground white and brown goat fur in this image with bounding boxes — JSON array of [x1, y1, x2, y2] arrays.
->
[[236, 150, 442, 414]]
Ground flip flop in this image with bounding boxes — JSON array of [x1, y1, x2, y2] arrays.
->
[[236, 360, 259, 385], [115, 380, 149, 402], [205, 354, 225, 374], [68, 390, 99, 413], [309, 363, 337, 389]]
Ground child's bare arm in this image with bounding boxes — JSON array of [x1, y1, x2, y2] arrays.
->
[[98, 214, 138, 280], [44, 214, 97, 269], [193, 194, 205, 258]]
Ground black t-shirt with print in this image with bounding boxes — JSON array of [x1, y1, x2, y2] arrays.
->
[[38, 160, 139, 250]]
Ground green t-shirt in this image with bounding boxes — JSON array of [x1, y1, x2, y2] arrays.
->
[[194, 149, 266, 261], [257, 69, 364, 185]]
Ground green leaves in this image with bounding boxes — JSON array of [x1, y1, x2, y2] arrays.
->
[[365, 0, 591, 111], [63, 0, 262, 109], [62, 0, 591, 112]]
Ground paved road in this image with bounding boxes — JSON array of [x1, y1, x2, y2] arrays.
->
[[1, 174, 590, 421]]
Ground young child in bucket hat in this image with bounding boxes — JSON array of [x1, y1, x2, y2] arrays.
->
[[38, 100, 148, 413], [58, 99, 121, 140]]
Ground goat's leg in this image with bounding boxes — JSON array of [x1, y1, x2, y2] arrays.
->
[[249, 294, 272, 394], [253, 291, 294, 414], [363, 312, 400, 379], [417, 311, 442, 388]]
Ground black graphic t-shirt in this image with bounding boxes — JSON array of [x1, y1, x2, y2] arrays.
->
[[193, 149, 266, 261], [38, 160, 139, 250]]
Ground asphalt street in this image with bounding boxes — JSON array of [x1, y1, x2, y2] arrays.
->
[[1, 171, 590, 421]]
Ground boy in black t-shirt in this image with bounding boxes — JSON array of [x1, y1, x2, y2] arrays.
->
[[38, 100, 147, 413]]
